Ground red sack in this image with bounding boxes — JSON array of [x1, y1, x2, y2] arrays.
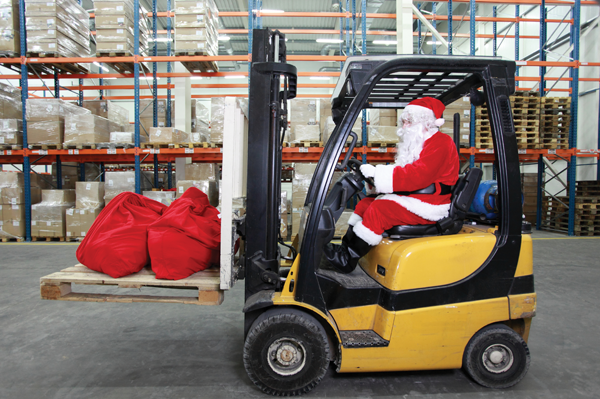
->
[[76, 192, 167, 278], [148, 187, 221, 280]]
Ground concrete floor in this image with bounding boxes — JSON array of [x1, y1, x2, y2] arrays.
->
[[1, 231, 599, 399]]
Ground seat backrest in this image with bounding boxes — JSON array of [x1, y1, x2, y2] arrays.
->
[[449, 167, 483, 220]]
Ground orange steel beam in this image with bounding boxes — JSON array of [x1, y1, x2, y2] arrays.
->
[[411, 14, 573, 24]]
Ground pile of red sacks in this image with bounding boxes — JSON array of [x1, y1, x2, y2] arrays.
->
[[76, 188, 221, 280]]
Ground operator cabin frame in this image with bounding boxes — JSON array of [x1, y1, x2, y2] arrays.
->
[[242, 52, 526, 326]]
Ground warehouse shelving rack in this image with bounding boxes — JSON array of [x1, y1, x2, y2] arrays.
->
[[0, 0, 598, 240]]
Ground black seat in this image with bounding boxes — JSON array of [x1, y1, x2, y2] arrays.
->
[[384, 168, 483, 239]]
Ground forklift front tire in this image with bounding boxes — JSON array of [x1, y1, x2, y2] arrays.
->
[[463, 323, 531, 389], [243, 308, 330, 396]]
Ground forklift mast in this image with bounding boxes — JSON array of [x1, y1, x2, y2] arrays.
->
[[244, 29, 297, 301]]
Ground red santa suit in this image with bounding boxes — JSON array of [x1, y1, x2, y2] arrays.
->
[[350, 99, 460, 246]]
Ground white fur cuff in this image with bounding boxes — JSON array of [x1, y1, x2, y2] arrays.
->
[[373, 165, 395, 194], [376, 194, 451, 221], [353, 221, 383, 246], [348, 213, 363, 227]]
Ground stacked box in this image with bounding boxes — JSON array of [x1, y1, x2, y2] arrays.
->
[[94, 0, 149, 55], [290, 125, 320, 144], [0, 0, 19, 54], [370, 109, 397, 127], [31, 189, 75, 237], [210, 97, 225, 144], [0, 118, 22, 146], [521, 172, 543, 226], [109, 131, 147, 145], [143, 190, 175, 205], [104, 171, 152, 203], [0, 82, 22, 119], [441, 97, 471, 146], [65, 181, 105, 238], [184, 163, 218, 181], [173, 0, 219, 56], [148, 127, 190, 144], [24, 0, 90, 59], [176, 180, 218, 206], [321, 116, 360, 144], [82, 100, 129, 126], [290, 99, 318, 139], [64, 114, 123, 144], [367, 126, 398, 143], [26, 99, 91, 145], [139, 99, 175, 136], [319, 99, 332, 132], [0, 171, 46, 238], [191, 100, 210, 141], [292, 163, 317, 210]]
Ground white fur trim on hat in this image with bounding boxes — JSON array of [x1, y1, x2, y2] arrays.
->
[[353, 221, 383, 246], [376, 194, 451, 221], [348, 213, 363, 227], [404, 104, 436, 119], [434, 118, 445, 127], [373, 165, 395, 194]]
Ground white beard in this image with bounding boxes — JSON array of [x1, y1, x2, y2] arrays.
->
[[395, 123, 426, 167]]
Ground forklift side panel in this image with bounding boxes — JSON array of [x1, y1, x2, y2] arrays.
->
[[338, 297, 509, 373], [514, 234, 533, 277], [359, 232, 497, 292], [329, 305, 396, 341]]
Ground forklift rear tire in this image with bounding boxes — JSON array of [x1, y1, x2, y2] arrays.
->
[[243, 308, 330, 396], [463, 323, 531, 389]]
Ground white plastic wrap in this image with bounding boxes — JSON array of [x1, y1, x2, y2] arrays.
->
[[148, 127, 190, 143], [31, 189, 76, 237], [184, 163, 218, 181], [109, 131, 148, 145], [26, 99, 90, 145], [367, 126, 398, 143], [75, 181, 105, 209], [82, 100, 129, 126], [94, 0, 149, 54], [210, 97, 225, 144], [0, 82, 22, 119], [0, 28, 18, 53], [290, 99, 317, 125], [143, 190, 175, 205], [0, 119, 22, 145], [104, 171, 152, 203], [290, 125, 320, 143], [66, 207, 101, 238], [193, 100, 210, 124], [369, 109, 397, 126], [64, 113, 122, 144]]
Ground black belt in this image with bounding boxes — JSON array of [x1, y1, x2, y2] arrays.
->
[[393, 183, 452, 196]]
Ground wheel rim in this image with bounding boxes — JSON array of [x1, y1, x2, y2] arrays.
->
[[266, 338, 307, 376], [481, 343, 514, 374]]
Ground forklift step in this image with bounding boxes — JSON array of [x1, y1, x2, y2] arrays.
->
[[339, 330, 390, 348]]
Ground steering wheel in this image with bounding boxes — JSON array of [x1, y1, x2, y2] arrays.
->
[[347, 158, 375, 188]]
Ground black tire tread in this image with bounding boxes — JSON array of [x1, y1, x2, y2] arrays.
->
[[243, 309, 330, 396], [463, 324, 531, 389]]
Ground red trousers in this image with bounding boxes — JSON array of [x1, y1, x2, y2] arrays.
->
[[353, 196, 433, 235]]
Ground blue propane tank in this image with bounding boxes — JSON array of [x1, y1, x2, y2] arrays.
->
[[470, 180, 499, 220]]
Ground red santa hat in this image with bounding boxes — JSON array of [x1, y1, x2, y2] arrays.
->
[[403, 97, 446, 127]]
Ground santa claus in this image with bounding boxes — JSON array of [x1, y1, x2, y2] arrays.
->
[[324, 97, 460, 274]]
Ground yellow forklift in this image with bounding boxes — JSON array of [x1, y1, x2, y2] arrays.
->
[[240, 29, 536, 395]]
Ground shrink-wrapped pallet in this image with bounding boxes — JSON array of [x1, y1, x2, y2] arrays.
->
[[104, 171, 152, 203], [82, 100, 129, 126], [64, 113, 122, 144], [94, 0, 149, 55], [173, 0, 219, 58], [367, 126, 398, 143], [0, 118, 22, 146], [0, 171, 47, 238], [0, 0, 19, 54], [0, 82, 22, 119], [24, 0, 90, 59], [31, 189, 76, 237], [176, 180, 218, 206], [210, 97, 225, 144], [75, 181, 105, 209], [26, 99, 90, 145], [66, 207, 101, 238], [184, 163, 218, 181], [148, 127, 190, 144], [290, 125, 320, 144], [369, 109, 397, 126]]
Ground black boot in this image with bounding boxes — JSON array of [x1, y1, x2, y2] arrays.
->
[[323, 227, 373, 274]]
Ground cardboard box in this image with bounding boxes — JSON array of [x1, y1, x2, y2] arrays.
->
[[176, 180, 218, 206], [65, 114, 121, 144], [184, 163, 218, 181], [0, 29, 18, 53], [368, 126, 398, 143], [0, 203, 25, 237], [290, 125, 320, 143], [143, 190, 175, 205], [174, 13, 212, 28], [42, 189, 76, 204], [0, 5, 19, 30], [319, 99, 332, 132], [0, 130, 21, 145], [66, 207, 101, 237], [82, 100, 129, 125], [76, 182, 105, 209], [174, 27, 215, 41], [27, 121, 64, 145], [210, 97, 225, 143], [0, 186, 42, 205], [290, 99, 317, 125], [148, 127, 190, 143]]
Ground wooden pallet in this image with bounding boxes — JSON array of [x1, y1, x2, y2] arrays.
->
[[366, 141, 397, 147], [540, 97, 571, 105], [28, 144, 63, 150], [288, 141, 323, 148], [512, 108, 540, 117], [95, 51, 150, 74], [63, 143, 98, 150], [1, 237, 25, 243], [512, 91, 540, 98], [27, 52, 90, 74], [475, 137, 494, 149], [0, 144, 22, 151], [31, 236, 66, 242], [514, 120, 540, 127], [141, 142, 222, 149], [40, 264, 223, 305], [174, 52, 219, 74]]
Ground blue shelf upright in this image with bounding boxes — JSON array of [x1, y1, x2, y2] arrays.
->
[[18, 0, 31, 241], [448, 0, 453, 55], [469, 0, 475, 169], [567, 0, 581, 236], [134, 0, 141, 194], [152, 0, 159, 189]]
